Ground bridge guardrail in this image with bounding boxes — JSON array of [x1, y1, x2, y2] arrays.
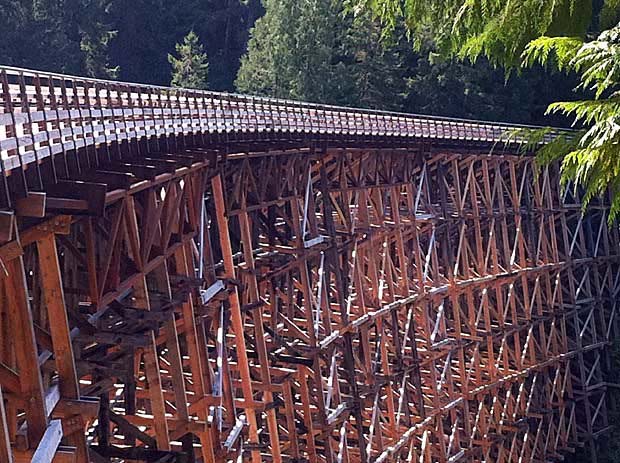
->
[[0, 65, 566, 177]]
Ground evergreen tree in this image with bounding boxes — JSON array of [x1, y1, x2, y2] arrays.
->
[[108, 0, 262, 90], [169, 30, 209, 89], [236, 0, 342, 102], [346, 0, 597, 68], [79, 0, 119, 78], [0, 0, 117, 78], [337, 13, 409, 109], [236, 0, 577, 123], [236, 0, 411, 107], [400, 41, 579, 125]]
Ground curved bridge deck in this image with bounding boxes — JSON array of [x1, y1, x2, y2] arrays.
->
[[0, 66, 615, 463], [0, 66, 562, 208]]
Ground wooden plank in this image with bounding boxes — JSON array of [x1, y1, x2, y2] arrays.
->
[[135, 274, 171, 450], [45, 385, 61, 417], [13, 447, 76, 463], [173, 242, 216, 463], [0, 211, 14, 243], [19, 216, 72, 246], [13, 447, 77, 463], [108, 410, 157, 448], [49, 180, 107, 216], [53, 398, 99, 419], [52, 449, 77, 463], [238, 210, 282, 463], [36, 233, 89, 463], [0, 363, 20, 393]]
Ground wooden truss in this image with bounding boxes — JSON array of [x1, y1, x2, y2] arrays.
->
[[0, 67, 618, 463]]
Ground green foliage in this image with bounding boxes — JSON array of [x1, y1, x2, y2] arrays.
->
[[399, 43, 578, 124], [107, 0, 263, 90], [169, 30, 209, 90], [236, 0, 351, 103], [520, 25, 620, 223], [236, 0, 576, 121], [79, 0, 119, 78], [0, 0, 117, 78], [0, 0, 263, 89], [522, 37, 583, 71], [346, 0, 595, 67], [601, 0, 620, 29]]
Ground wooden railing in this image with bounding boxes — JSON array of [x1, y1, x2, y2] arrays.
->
[[0, 65, 564, 175]]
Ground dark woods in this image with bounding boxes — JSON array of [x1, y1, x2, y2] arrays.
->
[[0, 0, 262, 90], [0, 0, 579, 124]]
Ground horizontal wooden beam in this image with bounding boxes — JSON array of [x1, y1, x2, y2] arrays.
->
[[15, 192, 46, 218]]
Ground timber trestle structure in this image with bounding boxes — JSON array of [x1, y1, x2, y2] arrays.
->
[[0, 66, 617, 463]]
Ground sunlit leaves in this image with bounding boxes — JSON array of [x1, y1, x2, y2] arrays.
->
[[522, 36, 583, 70], [347, 0, 593, 67], [522, 25, 620, 222], [168, 31, 209, 90]]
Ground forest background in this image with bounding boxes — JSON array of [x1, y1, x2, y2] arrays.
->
[[0, 0, 582, 126]]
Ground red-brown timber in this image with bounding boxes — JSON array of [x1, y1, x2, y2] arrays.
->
[[0, 66, 616, 463]]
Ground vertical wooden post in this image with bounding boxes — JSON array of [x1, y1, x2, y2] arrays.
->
[[173, 243, 216, 463], [6, 256, 48, 443], [37, 234, 79, 398], [212, 173, 262, 463], [36, 233, 89, 462], [238, 209, 282, 463]]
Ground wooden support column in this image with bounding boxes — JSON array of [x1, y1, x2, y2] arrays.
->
[[173, 243, 216, 463], [318, 161, 368, 463], [141, 338, 170, 451], [6, 255, 48, 444], [212, 174, 261, 463], [126, 196, 170, 451], [238, 208, 282, 463], [31, 420, 63, 463], [36, 233, 89, 462]]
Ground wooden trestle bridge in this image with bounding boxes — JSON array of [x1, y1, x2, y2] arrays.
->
[[0, 66, 617, 463]]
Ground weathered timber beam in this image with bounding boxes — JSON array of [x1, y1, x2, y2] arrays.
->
[[46, 180, 107, 215], [0, 211, 14, 243], [5, 256, 48, 443], [15, 192, 46, 218], [0, 363, 20, 393], [13, 448, 76, 463]]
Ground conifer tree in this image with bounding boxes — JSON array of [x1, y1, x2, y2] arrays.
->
[[79, 1, 119, 79], [236, 0, 410, 107], [169, 30, 209, 90], [235, 0, 573, 119], [236, 0, 340, 102], [0, 0, 117, 78]]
